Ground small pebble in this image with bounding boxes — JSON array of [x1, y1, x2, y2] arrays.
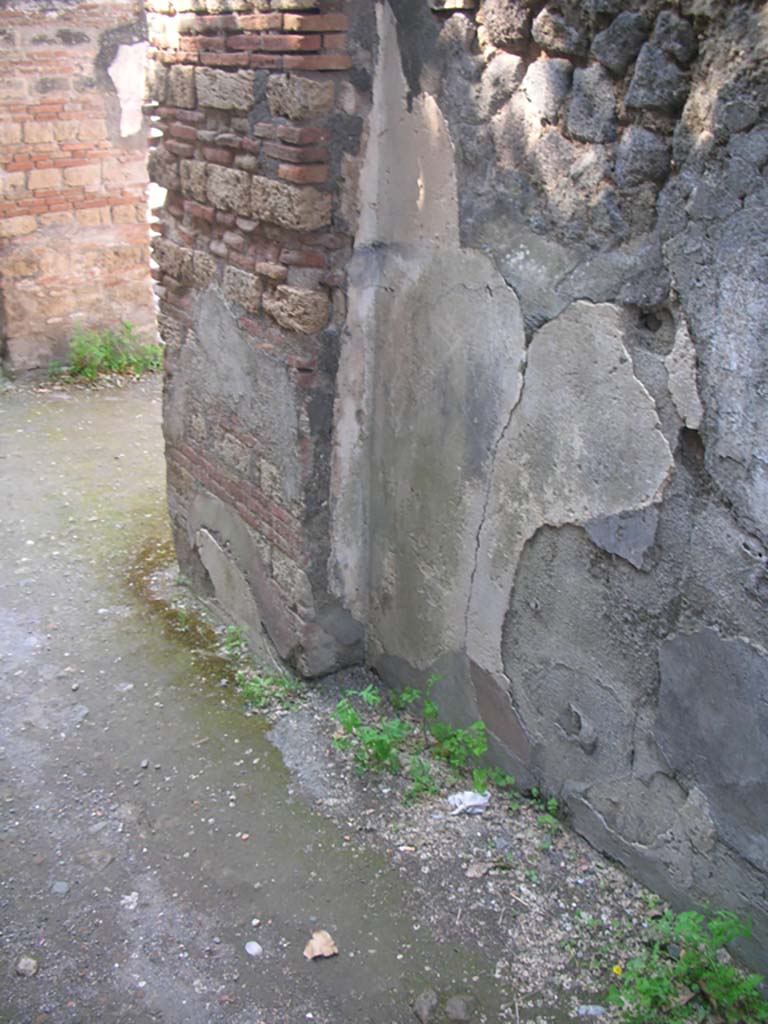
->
[[16, 955, 38, 977], [140, 759, 149, 770], [244, 941, 263, 957]]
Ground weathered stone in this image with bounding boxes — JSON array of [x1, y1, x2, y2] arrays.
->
[[267, 74, 334, 121], [148, 147, 179, 191], [477, 0, 532, 53], [479, 53, 525, 117], [519, 56, 572, 124], [168, 64, 196, 108], [591, 12, 649, 76], [445, 995, 476, 1022], [651, 10, 697, 66], [191, 250, 217, 287], [223, 265, 262, 312], [251, 176, 331, 231], [614, 127, 670, 187], [179, 158, 207, 201], [0, 215, 36, 237], [196, 67, 255, 111], [567, 65, 616, 144], [413, 988, 439, 1023], [626, 44, 689, 113], [154, 238, 192, 279], [15, 955, 38, 977], [532, 6, 588, 58], [207, 165, 250, 213], [262, 284, 328, 334]]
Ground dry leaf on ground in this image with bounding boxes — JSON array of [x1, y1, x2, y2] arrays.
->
[[303, 929, 339, 960]]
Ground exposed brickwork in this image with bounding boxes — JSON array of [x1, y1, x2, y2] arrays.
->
[[0, 0, 155, 374], [146, 0, 363, 675]]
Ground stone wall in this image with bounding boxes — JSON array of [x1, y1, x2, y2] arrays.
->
[[145, 0, 365, 676], [0, 0, 154, 374], [148, 0, 768, 969]]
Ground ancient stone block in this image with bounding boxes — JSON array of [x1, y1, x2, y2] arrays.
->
[[267, 73, 334, 121], [520, 57, 572, 123], [567, 65, 616, 143], [64, 163, 101, 187], [77, 119, 107, 141], [1, 170, 25, 198], [262, 284, 328, 334], [626, 44, 689, 112], [28, 167, 62, 190], [251, 176, 331, 231], [154, 238, 192, 279], [272, 548, 313, 608], [614, 127, 670, 187], [178, 158, 205, 201], [591, 12, 649, 76], [145, 60, 168, 104], [191, 250, 217, 286], [532, 5, 588, 58], [196, 66, 255, 111], [652, 9, 697, 65], [23, 120, 54, 143], [0, 121, 21, 145], [223, 265, 262, 312], [168, 65, 196, 108], [207, 164, 250, 213], [148, 147, 180, 190], [477, 0, 531, 53], [0, 215, 36, 237]]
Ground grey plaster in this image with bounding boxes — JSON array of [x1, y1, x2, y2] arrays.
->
[[657, 629, 768, 873], [584, 506, 659, 570]]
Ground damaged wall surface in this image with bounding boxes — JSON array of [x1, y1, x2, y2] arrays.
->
[[0, 0, 155, 374], [146, 0, 768, 969]]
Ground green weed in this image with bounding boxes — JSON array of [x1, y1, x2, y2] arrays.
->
[[238, 670, 301, 710], [609, 910, 768, 1024], [222, 624, 247, 659], [58, 322, 162, 381], [405, 755, 439, 803]]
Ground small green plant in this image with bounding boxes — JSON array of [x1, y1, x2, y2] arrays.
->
[[429, 719, 488, 772], [223, 624, 247, 658], [609, 910, 768, 1024], [60, 322, 162, 380], [389, 686, 423, 712], [238, 670, 301, 710], [404, 755, 439, 802], [523, 868, 539, 885]]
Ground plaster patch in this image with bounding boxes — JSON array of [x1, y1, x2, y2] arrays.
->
[[108, 41, 148, 137], [356, 2, 459, 247], [585, 506, 659, 569], [665, 314, 703, 429], [467, 301, 674, 672]]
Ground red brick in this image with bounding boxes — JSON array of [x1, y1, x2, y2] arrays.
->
[[184, 199, 215, 222], [282, 13, 348, 32], [201, 52, 251, 67], [166, 140, 195, 158], [277, 124, 325, 145], [236, 13, 283, 31], [278, 162, 328, 184], [201, 145, 233, 165], [280, 247, 326, 268], [283, 53, 352, 71], [230, 31, 317, 51], [263, 141, 328, 164], [169, 123, 198, 142]]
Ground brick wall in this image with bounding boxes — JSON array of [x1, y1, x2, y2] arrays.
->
[[0, 0, 155, 374], [146, 0, 365, 675]]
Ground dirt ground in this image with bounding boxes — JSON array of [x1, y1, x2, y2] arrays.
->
[[0, 377, 656, 1024]]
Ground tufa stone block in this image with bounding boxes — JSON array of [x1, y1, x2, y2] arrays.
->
[[251, 175, 331, 231], [567, 65, 617, 143], [148, 147, 180, 190], [196, 66, 255, 111], [223, 265, 263, 311], [168, 65, 196, 108], [262, 284, 328, 334], [267, 73, 334, 121], [206, 164, 250, 212], [180, 158, 208, 201]]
